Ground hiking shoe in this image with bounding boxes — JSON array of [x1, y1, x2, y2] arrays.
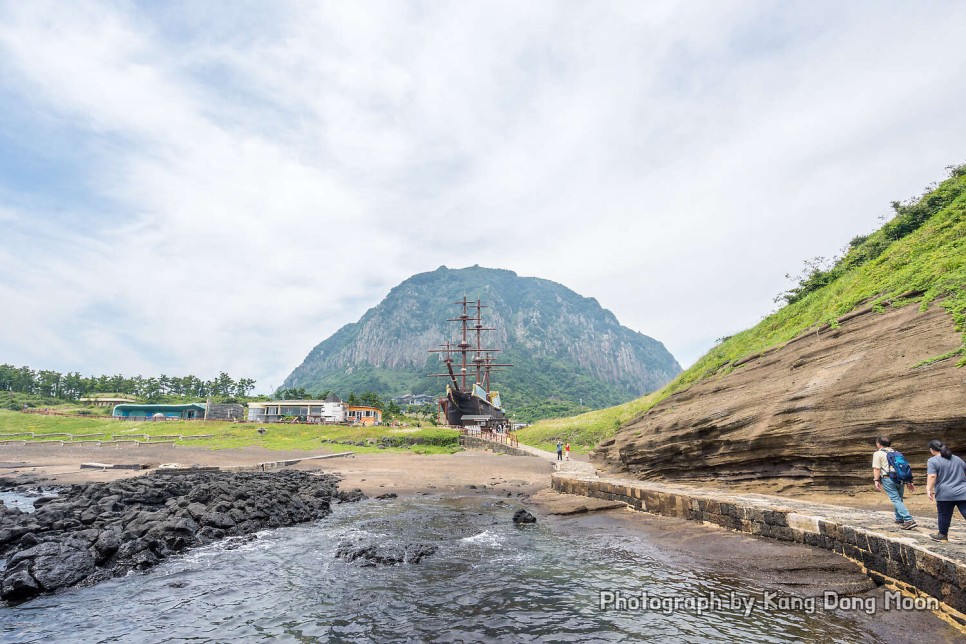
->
[[900, 520, 918, 530], [929, 532, 948, 542], [894, 519, 905, 525]]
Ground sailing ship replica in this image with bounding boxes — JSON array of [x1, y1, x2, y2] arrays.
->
[[429, 298, 512, 430]]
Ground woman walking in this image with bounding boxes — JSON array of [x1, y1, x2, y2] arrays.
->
[[925, 439, 966, 542]]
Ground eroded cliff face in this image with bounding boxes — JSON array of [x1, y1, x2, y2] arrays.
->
[[594, 303, 966, 490]]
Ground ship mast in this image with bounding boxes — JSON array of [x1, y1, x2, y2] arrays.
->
[[429, 297, 511, 392]]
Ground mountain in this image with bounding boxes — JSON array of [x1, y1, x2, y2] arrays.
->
[[282, 266, 681, 421], [593, 164, 966, 490]]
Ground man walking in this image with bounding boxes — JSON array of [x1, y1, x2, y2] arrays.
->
[[556, 440, 563, 461], [873, 436, 917, 529]]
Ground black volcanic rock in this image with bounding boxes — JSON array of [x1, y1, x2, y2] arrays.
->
[[0, 471, 342, 603], [283, 266, 680, 415], [336, 539, 438, 566]]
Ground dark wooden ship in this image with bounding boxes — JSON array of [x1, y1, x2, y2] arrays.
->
[[429, 298, 512, 430]]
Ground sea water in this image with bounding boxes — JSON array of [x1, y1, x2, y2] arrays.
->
[[0, 496, 931, 643]]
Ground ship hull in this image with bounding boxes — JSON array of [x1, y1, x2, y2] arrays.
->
[[443, 389, 508, 428]]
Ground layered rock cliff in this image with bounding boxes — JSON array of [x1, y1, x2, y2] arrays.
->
[[594, 300, 966, 488], [593, 165, 966, 489]]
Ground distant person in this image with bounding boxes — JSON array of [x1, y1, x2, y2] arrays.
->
[[565, 442, 571, 461], [925, 439, 966, 542], [556, 440, 563, 461], [872, 436, 917, 529]]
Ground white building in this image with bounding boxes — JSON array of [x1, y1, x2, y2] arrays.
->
[[247, 394, 347, 423]]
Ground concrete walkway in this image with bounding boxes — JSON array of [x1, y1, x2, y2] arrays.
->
[[502, 441, 597, 475], [518, 441, 966, 558], [466, 436, 966, 627]]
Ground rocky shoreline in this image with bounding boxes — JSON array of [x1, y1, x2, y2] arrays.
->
[[0, 470, 356, 603]]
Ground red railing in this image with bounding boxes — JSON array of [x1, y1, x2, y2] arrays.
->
[[460, 427, 519, 448]]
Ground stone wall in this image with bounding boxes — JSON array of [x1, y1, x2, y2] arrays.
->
[[460, 435, 535, 458], [552, 472, 966, 627], [206, 403, 244, 421]]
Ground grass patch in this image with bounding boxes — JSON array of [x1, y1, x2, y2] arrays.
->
[[0, 410, 460, 454], [653, 167, 966, 398], [516, 391, 664, 453], [520, 165, 966, 452], [911, 349, 964, 369]]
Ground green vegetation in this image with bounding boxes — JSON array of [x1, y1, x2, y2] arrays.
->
[[515, 391, 662, 453], [518, 164, 966, 452], [0, 365, 256, 404], [0, 410, 460, 454], [680, 163, 966, 384], [510, 398, 591, 425]]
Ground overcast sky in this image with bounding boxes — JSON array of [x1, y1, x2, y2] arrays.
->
[[2, 1, 965, 394]]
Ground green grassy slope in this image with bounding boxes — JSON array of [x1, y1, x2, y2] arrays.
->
[[519, 165, 966, 452], [0, 410, 461, 454]]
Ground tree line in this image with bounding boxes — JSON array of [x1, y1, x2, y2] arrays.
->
[[0, 364, 256, 401]]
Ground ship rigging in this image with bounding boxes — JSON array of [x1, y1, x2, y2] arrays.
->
[[428, 298, 512, 430]]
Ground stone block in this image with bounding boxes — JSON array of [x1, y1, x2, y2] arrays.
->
[[719, 503, 738, 518], [785, 513, 820, 534], [863, 552, 888, 576], [819, 520, 839, 541], [899, 543, 916, 568], [956, 563, 966, 592], [842, 543, 863, 560], [762, 510, 788, 527], [674, 495, 692, 519], [718, 515, 740, 531], [863, 533, 881, 556], [886, 558, 911, 582], [839, 526, 857, 546], [940, 560, 963, 588], [918, 552, 943, 578], [770, 526, 795, 542]]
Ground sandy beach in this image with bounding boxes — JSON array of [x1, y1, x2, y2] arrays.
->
[[0, 443, 554, 498], [0, 441, 945, 519]]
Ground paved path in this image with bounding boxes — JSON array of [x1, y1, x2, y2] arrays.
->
[[509, 442, 598, 475], [517, 440, 966, 559]]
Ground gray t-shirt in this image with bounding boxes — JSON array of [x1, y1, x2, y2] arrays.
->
[[927, 454, 966, 501]]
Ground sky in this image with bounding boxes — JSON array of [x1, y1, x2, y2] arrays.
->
[[2, 1, 965, 394]]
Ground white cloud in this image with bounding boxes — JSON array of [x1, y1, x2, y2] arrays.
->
[[0, 1, 965, 390]]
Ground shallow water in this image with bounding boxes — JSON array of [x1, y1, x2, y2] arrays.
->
[[0, 496, 918, 642], [0, 491, 55, 514]]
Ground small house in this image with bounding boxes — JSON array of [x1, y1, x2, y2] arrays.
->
[[347, 405, 382, 426], [247, 394, 347, 423]]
